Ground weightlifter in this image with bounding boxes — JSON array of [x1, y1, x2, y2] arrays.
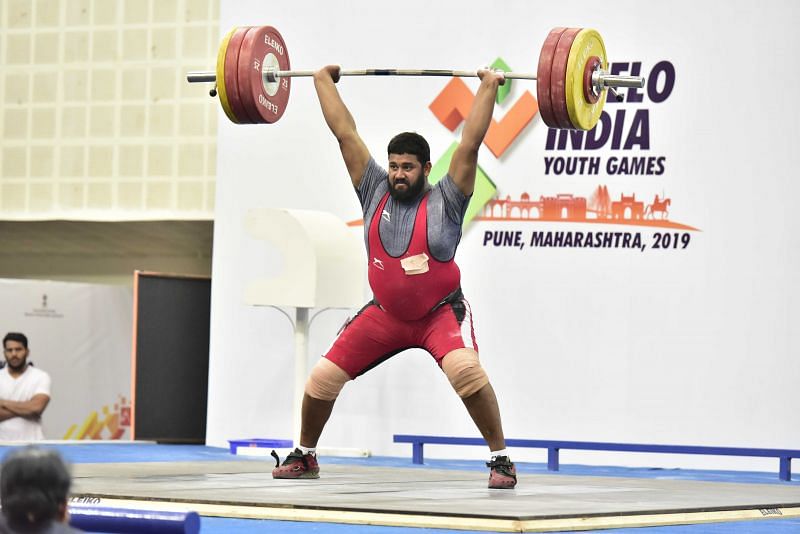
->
[[272, 65, 516, 489]]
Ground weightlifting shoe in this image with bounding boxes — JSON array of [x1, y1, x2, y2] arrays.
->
[[487, 455, 517, 489], [272, 448, 320, 479]]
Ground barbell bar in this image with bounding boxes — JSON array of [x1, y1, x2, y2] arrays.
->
[[187, 68, 642, 88], [186, 25, 645, 130]]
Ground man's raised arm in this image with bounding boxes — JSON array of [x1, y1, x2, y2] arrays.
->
[[313, 65, 371, 188], [448, 70, 505, 196]]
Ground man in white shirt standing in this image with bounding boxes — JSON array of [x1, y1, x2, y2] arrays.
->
[[0, 333, 51, 441]]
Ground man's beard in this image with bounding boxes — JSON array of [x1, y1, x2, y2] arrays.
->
[[389, 176, 426, 202], [7, 358, 26, 372]]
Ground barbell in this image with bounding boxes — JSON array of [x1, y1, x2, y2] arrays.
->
[[186, 26, 644, 130]]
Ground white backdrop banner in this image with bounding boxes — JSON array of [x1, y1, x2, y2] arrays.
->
[[0, 279, 132, 440], [208, 0, 800, 471]]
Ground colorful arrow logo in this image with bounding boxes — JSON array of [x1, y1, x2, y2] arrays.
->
[[428, 58, 539, 225]]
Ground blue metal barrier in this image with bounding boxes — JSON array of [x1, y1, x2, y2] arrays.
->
[[393, 435, 799, 481], [69, 506, 200, 533]]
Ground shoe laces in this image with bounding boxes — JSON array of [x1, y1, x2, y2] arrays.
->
[[486, 455, 516, 477], [271, 448, 310, 469]]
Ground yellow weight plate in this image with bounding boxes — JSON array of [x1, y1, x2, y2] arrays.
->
[[565, 28, 607, 130], [216, 27, 240, 124]]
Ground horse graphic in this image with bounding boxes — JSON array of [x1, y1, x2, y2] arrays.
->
[[645, 195, 671, 220]]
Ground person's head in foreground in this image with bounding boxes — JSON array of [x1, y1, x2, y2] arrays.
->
[[0, 447, 72, 533]]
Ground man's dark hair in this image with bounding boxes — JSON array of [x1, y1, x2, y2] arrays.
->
[[3, 333, 28, 349], [1, 447, 71, 532], [387, 132, 430, 165]]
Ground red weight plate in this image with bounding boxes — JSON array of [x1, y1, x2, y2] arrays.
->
[[237, 26, 291, 124], [582, 55, 601, 104], [224, 27, 253, 124], [237, 27, 265, 123], [550, 27, 582, 129], [536, 27, 567, 128]]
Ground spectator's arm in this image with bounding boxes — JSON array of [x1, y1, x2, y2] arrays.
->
[[0, 406, 18, 421], [1, 394, 50, 419]]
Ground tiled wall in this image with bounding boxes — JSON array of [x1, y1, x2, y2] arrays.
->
[[1, 0, 220, 217]]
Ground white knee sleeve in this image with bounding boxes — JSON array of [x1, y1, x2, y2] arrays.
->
[[442, 349, 489, 398], [305, 358, 351, 401]]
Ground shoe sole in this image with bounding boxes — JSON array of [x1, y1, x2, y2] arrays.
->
[[488, 483, 516, 489], [272, 471, 320, 479]]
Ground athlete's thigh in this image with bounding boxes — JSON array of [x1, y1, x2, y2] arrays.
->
[[325, 303, 414, 378], [419, 296, 479, 365]]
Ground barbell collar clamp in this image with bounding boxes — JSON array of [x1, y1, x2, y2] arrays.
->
[[597, 73, 645, 89]]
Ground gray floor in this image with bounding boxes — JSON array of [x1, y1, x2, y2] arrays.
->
[[70, 460, 800, 531]]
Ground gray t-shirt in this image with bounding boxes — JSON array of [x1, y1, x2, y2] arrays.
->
[[357, 158, 469, 262]]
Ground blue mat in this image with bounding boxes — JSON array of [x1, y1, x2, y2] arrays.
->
[[1, 443, 796, 534]]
